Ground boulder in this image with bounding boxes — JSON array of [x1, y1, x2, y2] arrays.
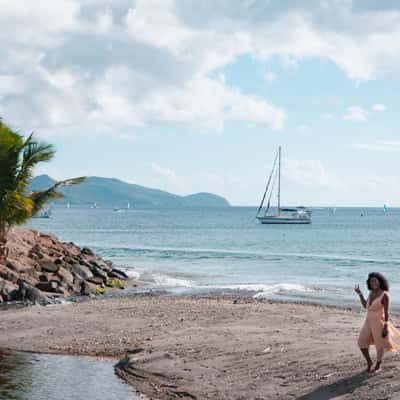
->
[[81, 280, 97, 295], [92, 266, 108, 281], [35, 281, 58, 292], [71, 264, 93, 280], [57, 267, 74, 285], [6, 260, 29, 274], [15, 280, 49, 304], [109, 268, 128, 280], [0, 278, 18, 302], [0, 265, 20, 283], [40, 260, 60, 273], [87, 276, 104, 285], [82, 247, 94, 256]]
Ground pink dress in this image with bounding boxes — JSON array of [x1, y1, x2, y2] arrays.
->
[[358, 291, 400, 352]]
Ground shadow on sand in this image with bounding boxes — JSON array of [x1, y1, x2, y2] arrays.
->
[[296, 371, 369, 400]]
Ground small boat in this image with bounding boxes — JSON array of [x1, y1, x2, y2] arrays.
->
[[256, 147, 311, 224], [33, 209, 52, 219]]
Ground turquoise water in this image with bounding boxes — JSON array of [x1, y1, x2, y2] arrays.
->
[[0, 352, 140, 400], [28, 207, 400, 307]]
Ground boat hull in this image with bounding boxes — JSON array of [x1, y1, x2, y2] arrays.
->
[[256, 215, 311, 224]]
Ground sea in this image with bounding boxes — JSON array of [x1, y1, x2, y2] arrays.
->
[[27, 206, 400, 309]]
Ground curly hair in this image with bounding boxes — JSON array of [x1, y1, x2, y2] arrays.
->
[[367, 272, 389, 291]]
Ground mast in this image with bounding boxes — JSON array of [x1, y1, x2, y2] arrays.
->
[[277, 146, 281, 214]]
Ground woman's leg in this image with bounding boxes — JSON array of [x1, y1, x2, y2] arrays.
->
[[372, 347, 384, 372], [360, 348, 373, 371]]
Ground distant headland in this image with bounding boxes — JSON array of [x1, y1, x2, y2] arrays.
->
[[30, 175, 231, 208]]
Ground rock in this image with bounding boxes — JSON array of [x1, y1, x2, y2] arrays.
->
[[71, 264, 93, 280], [0, 278, 18, 302], [35, 281, 58, 292], [88, 259, 100, 268], [92, 266, 108, 281], [15, 280, 49, 304], [63, 256, 74, 265], [6, 260, 29, 274], [109, 268, 128, 280], [81, 280, 97, 295], [57, 267, 74, 285], [0, 265, 20, 283], [40, 260, 60, 273], [54, 258, 63, 265], [87, 276, 104, 285], [82, 247, 94, 256]]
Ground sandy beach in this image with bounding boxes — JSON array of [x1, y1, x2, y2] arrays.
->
[[1, 294, 400, 399]]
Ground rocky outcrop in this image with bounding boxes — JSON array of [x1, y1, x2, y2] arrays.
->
[[0, 228, 128, 304]]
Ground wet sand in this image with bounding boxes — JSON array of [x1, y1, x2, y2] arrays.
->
[[1, 294, 400, 399]]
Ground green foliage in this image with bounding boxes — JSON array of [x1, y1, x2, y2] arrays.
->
[[0, 119, 86, 251], [95, 286, 105, 295], [105, 278, 125, 289]]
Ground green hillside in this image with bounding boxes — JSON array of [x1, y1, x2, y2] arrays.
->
[[29, 175, 230, 208]]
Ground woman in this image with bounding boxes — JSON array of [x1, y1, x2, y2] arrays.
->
[[355, 272, 400, 372]]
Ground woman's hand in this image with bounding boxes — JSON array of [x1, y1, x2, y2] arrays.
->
[[354, 284, 361, 295], [382, 324, 388, 338]]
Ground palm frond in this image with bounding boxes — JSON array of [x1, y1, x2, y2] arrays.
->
[[30, 177, 86, 216], [16, 133, 55, 192]]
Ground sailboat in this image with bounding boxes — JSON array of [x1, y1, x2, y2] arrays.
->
[[256, 147, 312, 224], [33, 208, 52, 219]]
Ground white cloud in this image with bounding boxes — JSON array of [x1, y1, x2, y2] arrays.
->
[[352, 141, 400, 153], [343, 106, 368, 122], [2, 1, 400, 137], [372, 103, 386, 112], [264, 71, 277, 83], [149, 162, 186, 193], [284, 159, 346, 191]]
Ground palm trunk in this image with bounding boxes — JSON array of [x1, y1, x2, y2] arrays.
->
[[0, 220, 8, 264]]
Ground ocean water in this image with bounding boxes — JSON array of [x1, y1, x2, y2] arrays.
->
[[27, 207, 400, 308], [0, 352, 140, 400]]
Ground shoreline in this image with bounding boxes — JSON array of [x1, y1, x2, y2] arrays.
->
[[1, 294, 400, 399]]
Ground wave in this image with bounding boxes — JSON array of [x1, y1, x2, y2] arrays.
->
[[99, 245, 400, 266], [252, 283, 317, 298]]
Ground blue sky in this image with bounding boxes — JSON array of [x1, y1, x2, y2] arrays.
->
[[1, 0, 400, 206]]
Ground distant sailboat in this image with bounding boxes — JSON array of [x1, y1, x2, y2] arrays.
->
[[66, 202, 71, 209], [33, 208, 52, 219], [256, 147, 312, 224], [383, 204, 388, 213]]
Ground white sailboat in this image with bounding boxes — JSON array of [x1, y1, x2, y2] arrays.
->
[[256, 147, 311, 224]]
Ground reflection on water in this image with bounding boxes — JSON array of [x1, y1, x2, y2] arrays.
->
[[0, 351, 142, 400]]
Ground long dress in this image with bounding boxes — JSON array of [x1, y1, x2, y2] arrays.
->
[[358, 291, 400, 352]]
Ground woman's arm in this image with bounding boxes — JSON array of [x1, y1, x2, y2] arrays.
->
[[382, 293, 389, 337], [354, 284, 367, 308]]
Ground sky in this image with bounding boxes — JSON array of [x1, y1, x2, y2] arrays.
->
[[1, 0, 400, 206]]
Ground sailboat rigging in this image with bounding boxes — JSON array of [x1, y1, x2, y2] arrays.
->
[[256, 147, 312, 224]]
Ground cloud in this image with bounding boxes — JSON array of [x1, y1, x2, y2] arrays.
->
[[284, 159, 346, 191], [343, 106, 368, 122], [2, 1, 400, 137], [372, 103, 386, 112], [149, 162, 186, 192], [264, 71, 277, 83], [352, 141, 400, 152]]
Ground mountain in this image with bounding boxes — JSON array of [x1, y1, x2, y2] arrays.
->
[[29, 175, 230, 208]]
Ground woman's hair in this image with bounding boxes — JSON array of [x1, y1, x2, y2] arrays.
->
[[367, 272, 389, 291]]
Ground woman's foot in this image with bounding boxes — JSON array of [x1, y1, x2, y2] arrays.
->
[[371, 361, 382, 373]]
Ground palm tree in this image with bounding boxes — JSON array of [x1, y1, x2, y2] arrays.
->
[[0, 120, 85, 263]]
